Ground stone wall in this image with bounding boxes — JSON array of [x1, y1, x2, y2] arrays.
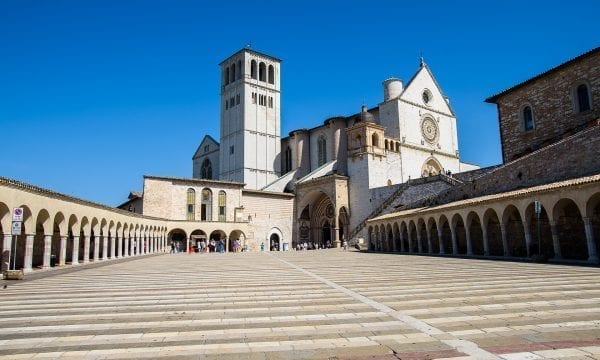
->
[[492, 51, 600, 162], [241, 190, 295, 251]]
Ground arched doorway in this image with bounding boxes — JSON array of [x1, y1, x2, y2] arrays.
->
[[168, 228, 187, 253], [270, 233, 280, 251], [421, 157, 442, 177], [190, 229, 207, 253]]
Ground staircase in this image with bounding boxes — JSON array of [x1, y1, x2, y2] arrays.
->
[[347, 181, 411, 242]]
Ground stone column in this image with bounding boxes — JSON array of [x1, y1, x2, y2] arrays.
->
[[102, 236, 109, 260], [550, 221, 562, 260], [42, 235, 52, 269], [416, 230, 422, 253], [438, 228, 444, 255], [116, 236, 121, 258], [500, 224, 509, 257], [465, 227, 473, 256], [186, 236, 190, 253], [59, 236, 67, 266], [426, 229, 433, 254], [584, 217, 598, 263], [2, 234, 12, 271], [110, 235, 116, 259], [450, 227, 457, 255], [124, 236, 130, 257], [130, 236, 135, 256], [523, 222, 532, 258], [93, 235, 100, 261], [72, 236, 80, 265], [482, 226, 489, 256], [23, 234, 34, 273], [83, 234, 90, 264]]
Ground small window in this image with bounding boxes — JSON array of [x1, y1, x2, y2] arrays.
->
[[237, 60, 242, 79], [250, 60, 257, 79], [252, 92, 257, 104], [268, 65, 275, 84], [522, 106, 534, 131], [201, 159, 212, 179], [317, 135, 327, 166], [259, 62, 266, 81], [225, 100, 228, 110], [268, 96, 273, 108], [230, 145, 234, 154], [422, 89, 432, 105], [236, 94, 240, 105], [218, 191, 226, 222], [186, 188, 195, 221], [576, 83, 591, 113], [230, 63, 236, 83], [204, 145, 209, 152], [224, 68, 230, 86]]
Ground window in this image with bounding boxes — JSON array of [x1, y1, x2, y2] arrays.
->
[[225, 100, 228, 110], [268, 96, 273, 108], [201, 158, 212, 179], [224, 68, 230, 86], [218, 191, 226, 222], [230, 97, 235, 107], [230, 63, 236, 83], [522, 105, 534, 131], [236, 94, 240, 105], [576, 83, 591, 113], [372, 133, 379, 148], [186, 188, 195, 221], [252, 92, 257, 104], [237, 60, 242, 79], [230, 145, 234, 154], [250, 60, 257, 79], [204, 145, 209, 153], [259, 62, 266, 81], [268, 65, 275, 84], [317, 135, 327, 166], [201, 188, 212, 221], [284, 146, 292, 173]]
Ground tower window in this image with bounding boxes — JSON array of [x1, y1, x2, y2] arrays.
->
[[317, 135, 327, 166], [218, 191, 226, 222], [522, 105, 534, 131], [250, 60, 257, 79], [236, 94, 240, 105], [230, 145, 234, 154], [230, 63, 236, 83], [224, 68, 230, 86], [225, 100, 228, 110], [237, 60, 242, 79], [201, 188, 212, 221], [259, 62, 266, 82], [252, 92, 257, 104], [268, 65, 275, 84], [576, 83, 591, 113], [201, 158, 213, 179], [186, 188, 195, 221], [284, 146, 292, 173], [268, 96, 273, 108]]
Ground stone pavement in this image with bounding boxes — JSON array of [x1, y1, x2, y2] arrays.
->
[[1, 251, 600, 359]]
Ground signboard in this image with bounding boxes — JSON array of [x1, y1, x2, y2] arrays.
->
[[12, 207, 23, 222], [11, 221, 22, 235], [534, 200, 542, 214]]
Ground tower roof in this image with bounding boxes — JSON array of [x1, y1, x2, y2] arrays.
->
[[219, 47, 282, 65]]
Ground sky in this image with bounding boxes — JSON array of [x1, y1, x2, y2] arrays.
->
[[1, 0, 599, 207]]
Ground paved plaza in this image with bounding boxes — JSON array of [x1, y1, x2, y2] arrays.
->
[[1, 251, 600, 359]]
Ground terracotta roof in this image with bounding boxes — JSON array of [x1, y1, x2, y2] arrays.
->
[[369, 173, 600, 222], [485, 45, 600, 103]]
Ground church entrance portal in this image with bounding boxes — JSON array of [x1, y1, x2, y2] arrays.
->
[[270, 234, 280, 251]]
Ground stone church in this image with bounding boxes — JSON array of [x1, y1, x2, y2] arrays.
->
[[149, 47, 477, 251]]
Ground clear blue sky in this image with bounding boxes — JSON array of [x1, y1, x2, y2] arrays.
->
[[1, 0, 599, 206]]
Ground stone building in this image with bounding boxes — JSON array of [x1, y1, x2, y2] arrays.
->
[[368, 46, 600, 263]]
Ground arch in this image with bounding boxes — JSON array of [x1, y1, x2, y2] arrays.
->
[[384, 139, 389, 150], [521, 104, 535, 131], [502, 205, 527, 257], [525, 201, 553, 259], [190, 229, 207, 252], [427, 218, 440, 254], [209, 230, 227, 252], [408, 220, 417, 253], [483, 208, 502, 256], [417, 218, 428, 253], [258, 62, 266, 81], [201, 158, 212, 179], [466, 211, 484, 255], [218, 190, 226, 222], [168, 228, 187, 253], [451, 213, 467, 255], [422, 157, 442, 177], [386, 224, 393, 252], [353, 134, 362, 150], [368, 226, 374, 251], [400, 221, 409, 252], [230, 63, 236, 83], [587, 193, 600, 261], [371, 133, 379, 148], [33, 209, 51, 269], [553, 198, 587, 260], [201, 188, 213, 221], [228, 230, 245, 252], [574, 82, 592, 113], [317, 135, 327, 166], [237, 60, 242, 79], [224, 67, 230, 86], [52, 212, 66, 265], [438, 215, 452, 254], [250, 60, 257, 79], [268, 64, 274, 84]]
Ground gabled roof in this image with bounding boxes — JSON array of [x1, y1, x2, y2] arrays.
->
[[192, 135, 220, 160], [485, 45, 600, 103], [400, 60, 455, 116]]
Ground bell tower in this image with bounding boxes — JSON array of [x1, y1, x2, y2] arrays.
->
[[218, 48, 281, 189]]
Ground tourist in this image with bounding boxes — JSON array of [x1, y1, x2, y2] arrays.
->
[[170, 242, 175, 253]]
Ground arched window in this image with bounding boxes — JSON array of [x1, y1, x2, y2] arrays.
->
[[259, 62, 266, 81], [186, 188, 195, 221], [372, 133, 379, 148], [218, 191, 226, 222], [250, 60, 257, 79], [237, 60, 242, 79], [201, 159, 213, 179], [354, 134, 362, 150], [522, 106, 534, 131], [201, 188, 212, 221], [576, 83, 591, 113], [224, 67, 230, 86], [268, 65, 275, 84], [317, 135, 327, 166], [230, 63, 236, 83], [284, 146, 292, 173]]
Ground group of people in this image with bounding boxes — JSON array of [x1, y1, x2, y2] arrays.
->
[[169, 238, 233, 254]]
